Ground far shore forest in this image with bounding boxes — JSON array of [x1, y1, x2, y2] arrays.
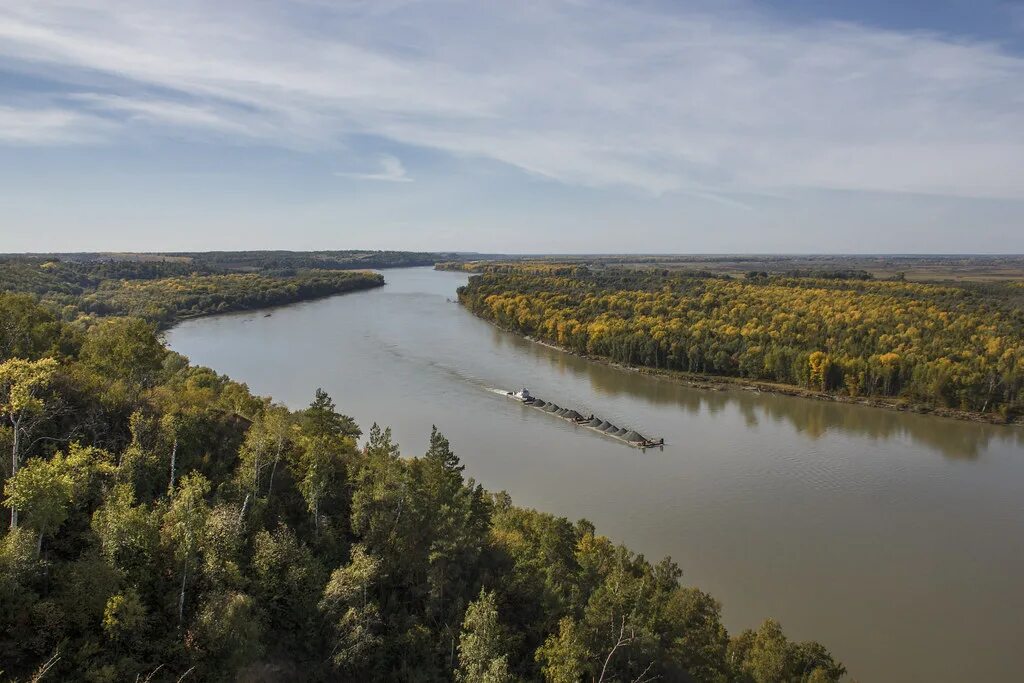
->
[[443, 260, 1024, 421]]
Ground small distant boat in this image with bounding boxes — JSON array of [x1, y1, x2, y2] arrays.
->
[[264, 313, 272, 318]]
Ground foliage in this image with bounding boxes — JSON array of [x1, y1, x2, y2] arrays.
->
[[0, 256, 385, 328], [458, 266, 1024, 416], [0, 286, 843, 681]]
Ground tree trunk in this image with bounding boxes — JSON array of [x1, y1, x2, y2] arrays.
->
[[253, 452, 260, 495], [178, 561, 188, 624], [169, 437, 178, 495], [37, 527, 44, 556], [267, 435, 283, 498], [237, 493, 250, 530], [9, 415, 20, 529]]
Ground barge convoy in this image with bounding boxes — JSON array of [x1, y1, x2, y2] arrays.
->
[[506, 388, 664, 449]]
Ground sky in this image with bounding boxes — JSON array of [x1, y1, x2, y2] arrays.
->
[[1, 0, 1023, 254]]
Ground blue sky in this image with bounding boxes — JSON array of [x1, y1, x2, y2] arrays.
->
[[1, 0, 1023, 253]]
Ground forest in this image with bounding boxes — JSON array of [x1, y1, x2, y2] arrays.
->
[[0, 257, 384, 328], [0, 295, 844, 680], [457, 265, 1024, 418]]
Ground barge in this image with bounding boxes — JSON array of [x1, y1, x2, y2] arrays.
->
[[505, 388, 664, 449]]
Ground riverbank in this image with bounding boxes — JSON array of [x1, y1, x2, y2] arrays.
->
[[91, 270, 385, 330], [503, 328, 1023, 427], [453, 263, 1024, 423]]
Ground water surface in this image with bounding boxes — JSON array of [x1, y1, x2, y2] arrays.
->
[[167, 267, 1024, 682]]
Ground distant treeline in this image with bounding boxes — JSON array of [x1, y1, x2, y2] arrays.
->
[[746, 270, 874, 281], [81, 271, 385, 327], [175, 250, 458, 272], [3, 250, 467, 273], [459, 266, 1024, 417], [0, 257, 385, 328]]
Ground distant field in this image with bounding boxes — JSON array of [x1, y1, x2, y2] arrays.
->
[[453, 254, 1024, 283]]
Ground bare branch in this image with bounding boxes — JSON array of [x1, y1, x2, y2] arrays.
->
[[141, 664, 164, 683], [631, 661, 659, 683], [29, 652, 61, 682]]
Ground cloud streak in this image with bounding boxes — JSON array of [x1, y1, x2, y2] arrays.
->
[[0, 0, 1022, 199], [337, 155, 413, 182], [0, 105, 112, 145]]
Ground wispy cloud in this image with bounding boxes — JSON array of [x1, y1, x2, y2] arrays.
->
[[0, 1, 1022, 199], [0, 105, 111, 145], [337, 155, 413, 182]]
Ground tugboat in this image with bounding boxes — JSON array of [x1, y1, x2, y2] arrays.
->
[[507, 388, 534, 403]]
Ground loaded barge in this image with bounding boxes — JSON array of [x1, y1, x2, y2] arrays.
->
[[506, 388, 664, 449]]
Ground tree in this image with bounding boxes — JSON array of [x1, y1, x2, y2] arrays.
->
[[4, 455, 72, 555], [294, 433, 349, 536], [79, 317, 165, 390], [0, 293, 61, 362], [350, 423, 407, 555], [92, 483, 160, 582], [727, 619, 844, 683], [161, 471, 210, 624], [251, 525, 325, 655], [102, 589, 145, 642], [236, 405, 292, 499], [193, 591, 264, 677], [2, 444, 106, 555], [456, 588, 514, 683], [536, 617, 588, 683], [661, 587, 729, 682], [0, 357, 58, 528], [319, 544, 383, 672], [303, 388, 360, 440]]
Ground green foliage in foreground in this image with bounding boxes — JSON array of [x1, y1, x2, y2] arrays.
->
[[0, 293, 843, 682]]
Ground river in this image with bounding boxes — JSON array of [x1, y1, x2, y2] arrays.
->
[[165, 266, 1024, 682]]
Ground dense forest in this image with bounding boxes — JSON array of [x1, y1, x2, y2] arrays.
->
[[0, 294, 844, 680], [0, 258, 384, 328], [457, 266, 1024, 418]]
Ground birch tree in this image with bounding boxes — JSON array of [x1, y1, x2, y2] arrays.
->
[[0, 357, 58, 528]]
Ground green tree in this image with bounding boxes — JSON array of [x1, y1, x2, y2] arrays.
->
[[252, 525, 325, 656], [193, 591, 264, 677], [102, 588, 146, 642], [536, 617, 588, 683], [92, 483, 160, 581], [303, 387, 360, 440], [661, 587, 729, 682], [0, 357, 58, 528], [350, 423, 407, 555], [79, 317, 165, 389], [319, 544, 383, 673], [237, 405, 292, 499], [3, 450, 84, 555], [161, 471, 210, 624], [456, 588, 514, 683]]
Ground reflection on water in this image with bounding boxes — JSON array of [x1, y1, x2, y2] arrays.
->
[[493, 323, 1020, 460], [167, 267, 1024, 683]]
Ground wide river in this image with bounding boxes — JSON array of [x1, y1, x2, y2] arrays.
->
[[167, 267, 1024, 682]]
